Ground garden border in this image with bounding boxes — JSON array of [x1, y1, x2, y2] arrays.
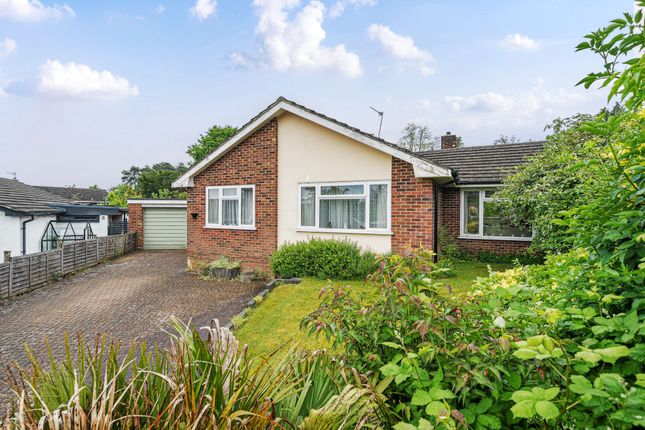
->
[[225, 277, 301, 330]]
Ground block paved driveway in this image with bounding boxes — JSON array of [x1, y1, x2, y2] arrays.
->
[[0, 250, 264, 398]]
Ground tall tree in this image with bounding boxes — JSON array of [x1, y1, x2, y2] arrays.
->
[[187, 125, 238, 163], [397, 123, 439, 152], [121, 166, 142, 186]]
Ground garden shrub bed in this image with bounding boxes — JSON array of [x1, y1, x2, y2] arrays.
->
[[270, 238, 378, 280]]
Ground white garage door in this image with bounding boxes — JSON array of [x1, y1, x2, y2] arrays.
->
[[143, 208, 187, 249]]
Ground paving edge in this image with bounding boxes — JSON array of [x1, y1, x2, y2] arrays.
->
[[224, 277, 301, 330]]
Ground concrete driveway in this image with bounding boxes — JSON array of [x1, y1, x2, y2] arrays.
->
[[0, 250, 263, 381]]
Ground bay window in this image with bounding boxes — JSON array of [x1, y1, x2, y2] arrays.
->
[[461, 189, 532, 240], [299, 181, 390, 233], [206, 185, 255, 229]]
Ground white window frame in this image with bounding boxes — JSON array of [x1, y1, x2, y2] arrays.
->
[[297, 180, 391, 235], [205, 185, 256, 230], [459, 187, 533, 241]]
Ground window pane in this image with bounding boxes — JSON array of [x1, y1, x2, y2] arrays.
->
[[222, 187, 238, 197], [207, 189, 219, 224], [464, 191, 480, 234], [369, 184, 388, 229], [484, 190, 496, 198], [300, 186, 316, 226], [241, 188, 254, 225], [222, 200, 239, 225], [320, 184, 364, 195], [483, 201, 532, 237], [319, 199, 366, 229]]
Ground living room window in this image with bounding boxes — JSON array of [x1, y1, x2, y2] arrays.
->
[[298, 181, 390, 233], [205, 185, 255, 229], [460, 188, 532, 240]]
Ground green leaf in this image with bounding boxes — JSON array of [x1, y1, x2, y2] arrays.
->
[[596, 346, 630, 363], [576, 350, 602, 364], [428, 387, 455, 400], [542, 387, 560, 401], [380, 363, 400, 377], [534, 400, 559, 420], [382, 341, 403, 349], [511, 400, 536, 419], [417, 419, 434, 430], [474, 398, 493, 414], [393, 423, 418, 430], [478, 414, 502, 429], [511, 390, 535, 402], [411, 390, 432, 406], [425, 400, 446, 416], [514, 348, 538, 360], [570, 375, 592, 394]]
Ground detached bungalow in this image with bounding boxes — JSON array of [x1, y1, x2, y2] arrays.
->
[[129, 97, 542, 271]]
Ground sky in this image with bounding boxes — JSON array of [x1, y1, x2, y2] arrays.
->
[[0, 0, 633, 189]]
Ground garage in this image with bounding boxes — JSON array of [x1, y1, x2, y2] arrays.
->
[[128, 200, 187, 250]]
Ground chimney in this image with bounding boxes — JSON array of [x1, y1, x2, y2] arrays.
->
[[441, 132, 458, 150]]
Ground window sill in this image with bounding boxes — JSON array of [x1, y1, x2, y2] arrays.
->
[[296, 228, 393, 236], [204, 224, 257, 231], [459, 235, 533, 242]]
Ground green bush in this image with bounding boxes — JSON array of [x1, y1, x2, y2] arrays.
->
[[270, 239, 378, 280]]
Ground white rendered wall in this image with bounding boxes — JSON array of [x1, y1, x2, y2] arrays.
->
[[277, 112, 392, 254]]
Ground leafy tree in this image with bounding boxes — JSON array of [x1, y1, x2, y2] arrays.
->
[[106, 184, 141, 207], [492, 134, 521, 145], [88, 184, 100, 190], [121, 166, 142, 186], [397, 123, 439, 151], [495, 113, 608, 253], [135, 163, 188, 198], [187, 125, 238, 163]]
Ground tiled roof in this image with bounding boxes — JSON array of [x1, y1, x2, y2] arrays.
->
[[34, 185, 108, 203], [0, 178, 69, 215], [416, 141, 545, 184]]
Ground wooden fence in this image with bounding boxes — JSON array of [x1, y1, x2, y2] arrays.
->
[[0, 233, 137, 301]]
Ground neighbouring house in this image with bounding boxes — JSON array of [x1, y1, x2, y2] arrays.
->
[[34, 185, 108, 205], [127, 97, 543, 271], [0, 178, 126, 258]]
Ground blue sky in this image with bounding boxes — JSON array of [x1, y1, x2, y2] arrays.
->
[[0, 0, 632, 188]]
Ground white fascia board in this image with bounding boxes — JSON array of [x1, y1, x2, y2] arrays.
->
[[173, 100, 452, 188], [127, 199, 187, 208]]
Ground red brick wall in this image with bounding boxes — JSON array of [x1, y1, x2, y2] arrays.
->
[[391, 158, 436, 253], [187, 119, 278, 272], [127, 203, 144, 249], [439, 187, 530, 255]]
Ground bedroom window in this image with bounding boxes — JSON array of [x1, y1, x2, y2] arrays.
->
[[205, 185, 255, 229], [461, 189, 532, 240], [298, 181, 390, 233]]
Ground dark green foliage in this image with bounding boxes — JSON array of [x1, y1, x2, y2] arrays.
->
[[187, 125, 238, 163], [270, 239, 378, 280], [472, 250, 544, 265]]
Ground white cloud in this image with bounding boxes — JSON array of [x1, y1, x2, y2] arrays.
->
[[0, 0, 74, 22], [329, 0, 376, 18], [190, 0, 216, 21], [368, 24, 433, 77], [37, 60, 139, 100], [0, 37, 17, 57], [437, 79, 595, 131], [154, 3, 165, 15], [244, 0, 362, 78], [368, 24, 432, 61], [498, 33, 540, 51]]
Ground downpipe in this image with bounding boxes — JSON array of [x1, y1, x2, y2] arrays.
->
[[21, 215, 34, 255]]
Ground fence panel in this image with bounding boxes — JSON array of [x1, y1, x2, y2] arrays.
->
[[0, 232, 137, 301]]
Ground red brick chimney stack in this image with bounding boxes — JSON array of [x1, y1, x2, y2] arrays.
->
[[441, 132, 459, 150]]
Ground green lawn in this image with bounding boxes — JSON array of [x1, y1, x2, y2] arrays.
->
[[234, 261, 512, 357]]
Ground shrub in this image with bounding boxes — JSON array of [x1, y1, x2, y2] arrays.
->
[[1, 319, 393, 429], [270, 239, 378, 280]]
